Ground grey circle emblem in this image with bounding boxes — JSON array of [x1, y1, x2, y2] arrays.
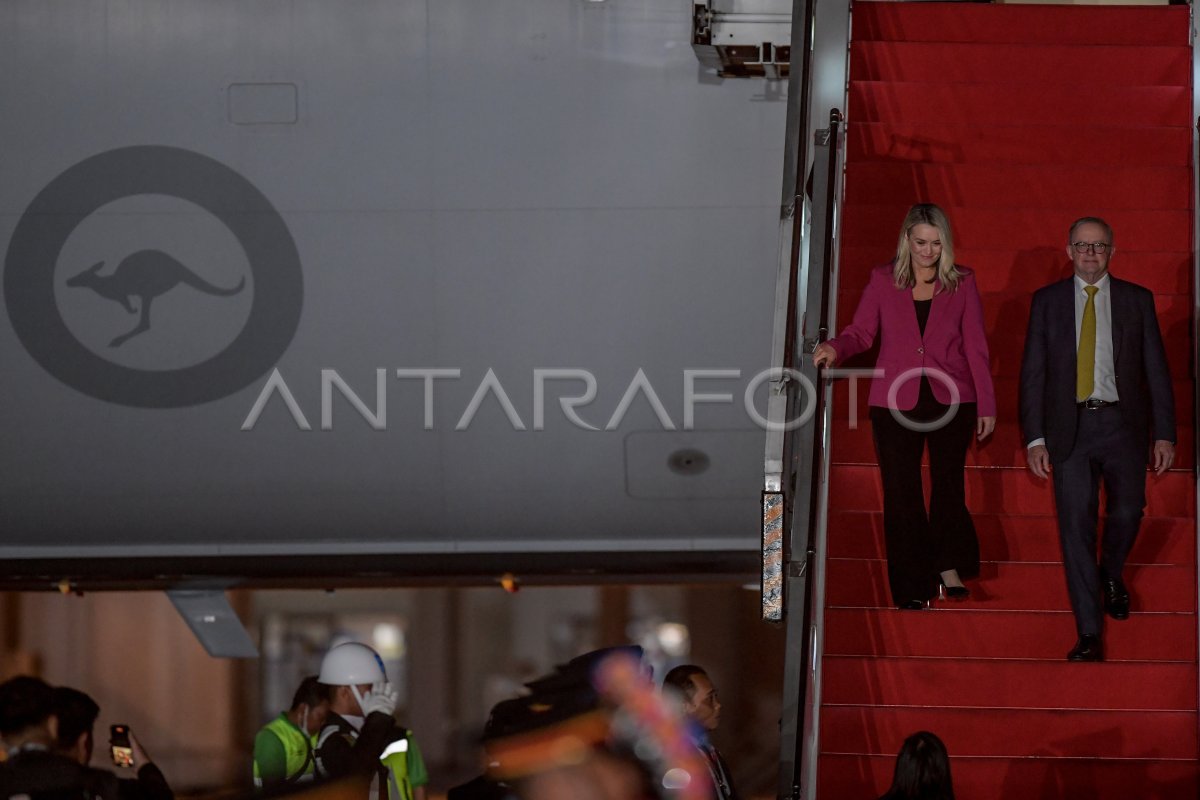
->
[[4, 145, 303, 408]]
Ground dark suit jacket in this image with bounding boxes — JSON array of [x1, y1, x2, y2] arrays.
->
[[1019, 275, 1175, 463]]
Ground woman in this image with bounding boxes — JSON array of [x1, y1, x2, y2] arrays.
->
[[878, 731, 955, 800], [813, 203, 995, 609]]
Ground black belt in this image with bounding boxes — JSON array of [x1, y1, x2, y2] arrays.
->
[[1077, 399, 1118, 410]]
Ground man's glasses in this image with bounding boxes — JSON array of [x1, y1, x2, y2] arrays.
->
[[1072, 241, 1111, 254]]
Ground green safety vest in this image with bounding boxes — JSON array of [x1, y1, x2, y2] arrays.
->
[[379, 733, 413, 800], [253, 714, 316, 788], [314, 714, 422, 800]]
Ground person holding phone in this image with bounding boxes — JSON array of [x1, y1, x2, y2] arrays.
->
[[0, 676, 117, 800], [51, 686, 174, 800], [813, 203, 996, 609]]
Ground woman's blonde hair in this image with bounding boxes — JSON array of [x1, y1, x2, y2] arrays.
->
[[893, 203, 960, 292]]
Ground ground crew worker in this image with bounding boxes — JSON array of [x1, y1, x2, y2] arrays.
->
[[313, 642, 428, 800], [252, 676, 330, 790]]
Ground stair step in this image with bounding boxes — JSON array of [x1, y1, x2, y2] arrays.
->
[[847, 122, 1192, 169], [829, 421, 1196, 471], [819, 753, 1199, 800], [850, 82, 1189, 128], [844, 162, 1191, 210], [851, 2, 1188, 47], [827, 378, 1195, 430], [838, 247, 1191, 296], [851, 42, 1190, 87], [825, 512, 1196, 566], [820, 706, 1198, 759], [821, 655, 1197, 710], [820, 705, 1195, 758], [828, 465, 1195, 518], [824, 607, 1198, 660], [841, 206, 1191, 253], [825, 558, 1196, 613]]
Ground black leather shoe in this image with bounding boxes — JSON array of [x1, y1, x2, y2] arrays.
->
[[1103, 578, 1130, 620], [1067, 634, 1103, 662], [897, 600, 929, 611]]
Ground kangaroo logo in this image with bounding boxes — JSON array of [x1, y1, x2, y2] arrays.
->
[[4, 145, 303, 408], [66, 250, 247, 348]]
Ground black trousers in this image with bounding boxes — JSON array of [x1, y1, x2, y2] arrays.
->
[[870, 394, 980, 604], [1052, 405, 1147, 636]]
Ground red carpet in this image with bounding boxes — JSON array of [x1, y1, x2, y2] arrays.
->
[[820, 3, 1197, 797]]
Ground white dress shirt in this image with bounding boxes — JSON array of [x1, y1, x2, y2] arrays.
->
[[1027, 273, 1118, 450]]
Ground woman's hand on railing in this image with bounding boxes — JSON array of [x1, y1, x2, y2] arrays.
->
[[812, 342, 837, 368]]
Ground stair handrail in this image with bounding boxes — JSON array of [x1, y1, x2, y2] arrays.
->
[[764, 0, 852, 794], [770, 107, 844, 800]]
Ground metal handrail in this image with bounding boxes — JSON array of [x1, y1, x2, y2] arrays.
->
[[761, 0, 822, 631], [773, 107, 844, 800]]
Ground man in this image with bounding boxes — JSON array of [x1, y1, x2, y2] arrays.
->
[[253, 676, 330, 790], [0, 676, 117, 800], [313, 642, 428, 800], [1020, 216, 1175, 662], [51, 686, 173, 800], [661, 665, 738, 800]]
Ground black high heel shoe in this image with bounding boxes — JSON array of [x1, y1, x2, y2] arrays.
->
[[939, 583, 970, 601], [897, 599, 930, 610]]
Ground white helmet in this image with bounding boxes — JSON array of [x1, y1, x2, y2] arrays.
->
[[318, 642, 387, 685]]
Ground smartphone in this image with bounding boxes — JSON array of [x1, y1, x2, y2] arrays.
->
[[110, 724, 134, 768]]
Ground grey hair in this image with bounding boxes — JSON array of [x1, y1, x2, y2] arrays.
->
[[1068, 216, 1114, 246]]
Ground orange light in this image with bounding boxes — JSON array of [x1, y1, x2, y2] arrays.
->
[[500, 573, 520, 593]]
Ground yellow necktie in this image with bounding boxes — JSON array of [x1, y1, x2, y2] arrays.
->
[[1077, 285, 1099, 401]]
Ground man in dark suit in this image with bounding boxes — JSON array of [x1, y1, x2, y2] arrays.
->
[[662, 665, 739, 800], [1020, 217, 1175, 662]]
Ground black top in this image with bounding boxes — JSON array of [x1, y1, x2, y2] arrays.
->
[[0, 749, 117, 800], [914, 297, 932, 336], [907, 297, 976, 421], [112, 766, 173, 800]]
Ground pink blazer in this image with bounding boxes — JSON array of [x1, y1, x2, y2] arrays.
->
[[826, 263, 997, 417]]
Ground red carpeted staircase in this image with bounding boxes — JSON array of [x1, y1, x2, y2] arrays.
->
[[818, 4, 1197, 797]]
